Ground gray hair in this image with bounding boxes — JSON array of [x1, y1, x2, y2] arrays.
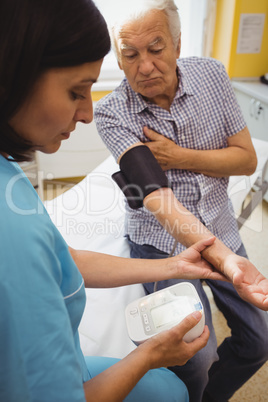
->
[[108, 0, 181, 60]]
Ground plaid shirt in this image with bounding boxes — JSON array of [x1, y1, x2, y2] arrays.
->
[[95, 57, 246, 254]]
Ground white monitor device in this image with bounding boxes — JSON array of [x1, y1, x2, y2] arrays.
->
[[125, 282, 205, 345]]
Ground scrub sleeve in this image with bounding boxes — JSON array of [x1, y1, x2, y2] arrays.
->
[[85, 356, 189, 402]]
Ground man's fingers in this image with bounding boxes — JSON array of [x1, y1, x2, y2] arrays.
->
[[143, 126, 160, 140]]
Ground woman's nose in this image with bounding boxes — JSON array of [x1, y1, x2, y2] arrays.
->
[[74, 97, 93, 124]]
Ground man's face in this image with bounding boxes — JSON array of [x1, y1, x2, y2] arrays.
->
[[116, 9, 180, 109]]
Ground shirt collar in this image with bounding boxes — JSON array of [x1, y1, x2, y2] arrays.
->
[[175, 60, 196, 99], [125, 80, 149, 114]]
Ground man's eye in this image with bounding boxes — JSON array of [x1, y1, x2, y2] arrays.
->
[[70, 91, 86, 101], [151, 49, 163, 54], [124, 54, 136, 60]]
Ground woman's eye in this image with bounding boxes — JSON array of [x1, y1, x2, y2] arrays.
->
[[70, 91, 86, 101]]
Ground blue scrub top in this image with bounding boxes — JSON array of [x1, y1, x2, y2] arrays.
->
[[0, 155, 89, 401]]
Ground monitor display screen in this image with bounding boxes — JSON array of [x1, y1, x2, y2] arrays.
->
[[151, 297, 193, 330]]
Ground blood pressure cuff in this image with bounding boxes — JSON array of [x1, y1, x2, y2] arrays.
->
[[112, 145, 171, 209]]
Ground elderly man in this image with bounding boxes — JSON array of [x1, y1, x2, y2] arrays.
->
[[94, 1, 268, 401]]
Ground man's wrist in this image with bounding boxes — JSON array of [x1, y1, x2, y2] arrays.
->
[[201, 239, 234, 274]]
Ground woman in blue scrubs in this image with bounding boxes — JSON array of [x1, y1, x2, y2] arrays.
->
[[0, 1, 267, 401]]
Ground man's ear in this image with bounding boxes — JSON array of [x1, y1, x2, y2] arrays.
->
[[118, 60, 123, 70], [176, 34, 181, 58]]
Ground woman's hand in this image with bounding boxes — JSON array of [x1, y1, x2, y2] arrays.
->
[[141, 311, 209, 369], [170, 237, 228, 281]]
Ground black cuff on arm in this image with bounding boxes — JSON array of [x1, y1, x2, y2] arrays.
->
[[112, 146, 171, 209]]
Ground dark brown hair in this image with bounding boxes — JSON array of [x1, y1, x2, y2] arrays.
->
[[0, 0, 111, 161]]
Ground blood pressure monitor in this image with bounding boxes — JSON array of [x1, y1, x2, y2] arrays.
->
[[125, 282, 205, 345]]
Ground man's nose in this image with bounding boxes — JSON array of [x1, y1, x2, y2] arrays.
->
[[138, 55, 154, 76]]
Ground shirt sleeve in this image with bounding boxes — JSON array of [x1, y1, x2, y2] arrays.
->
[[220, 62, 247, 137], [94, 96, 144, 161]]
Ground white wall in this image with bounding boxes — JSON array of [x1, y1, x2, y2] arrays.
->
[[37, 108, 111, 180]]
